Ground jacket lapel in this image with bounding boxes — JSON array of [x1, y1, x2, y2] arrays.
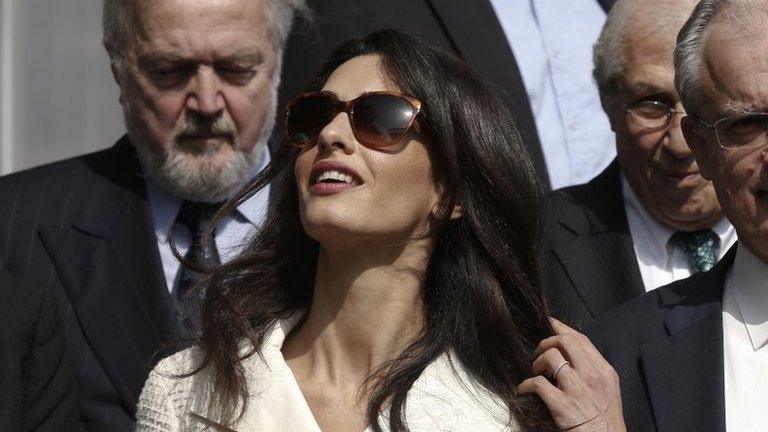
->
[[552, 161, 645, 317], [38, 137, 176, 413], [638, 250, 733, 432], [425, 0, 548, 187]]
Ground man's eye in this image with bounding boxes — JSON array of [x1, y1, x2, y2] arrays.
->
[[632, 101, 671, 119], [147, 64, 194, 82], [219, 67, 256, 83]]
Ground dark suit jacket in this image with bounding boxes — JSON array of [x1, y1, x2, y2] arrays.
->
[[0, 272, 78, 431], [278, 0, 617, 189], [0, 137, 177, 432], [540, 160, 645, 329], [585, 247, 735, 432]]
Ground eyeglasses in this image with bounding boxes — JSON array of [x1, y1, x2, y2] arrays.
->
[[697, 113, 768, 150], [624, 100, 684, 129], [285, 91, 422, 149]]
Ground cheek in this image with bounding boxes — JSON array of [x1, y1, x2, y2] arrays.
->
[[294, 148, 315, 191], [617, 129, 663, 177], [369, 147, 439, 214], [125, 77, 185, 135], [225, 87, 273, 148], [714, 153, 761, 217]]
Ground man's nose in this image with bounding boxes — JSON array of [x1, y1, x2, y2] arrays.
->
[[186, 67, 225, 116], [664, 112, 693, 159]]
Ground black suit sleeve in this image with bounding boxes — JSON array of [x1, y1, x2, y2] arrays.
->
[[0, 274, 79, 432]]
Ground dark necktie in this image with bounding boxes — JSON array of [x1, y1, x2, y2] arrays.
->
[[670, 229, 719, 273], [173, 201, 222, 339]]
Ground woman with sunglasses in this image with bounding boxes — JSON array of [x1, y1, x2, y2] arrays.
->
[[136, 29, 625, 432]]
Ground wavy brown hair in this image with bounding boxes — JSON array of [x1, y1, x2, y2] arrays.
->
[[187, 28, 556, 431]]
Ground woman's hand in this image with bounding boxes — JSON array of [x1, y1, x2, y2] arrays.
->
[[518, 318, 626, 432]]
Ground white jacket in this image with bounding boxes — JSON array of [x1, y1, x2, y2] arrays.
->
[[135, 317, 519, 431]]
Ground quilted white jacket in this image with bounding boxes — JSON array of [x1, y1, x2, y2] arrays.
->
[[135, 317, 519, 431]]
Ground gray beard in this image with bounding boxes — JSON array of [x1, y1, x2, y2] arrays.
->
[[137, 138, 265, 203], [134, 104, 275, 203]]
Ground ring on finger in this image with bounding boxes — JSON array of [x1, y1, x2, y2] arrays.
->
[[552, 360, 571, 382]]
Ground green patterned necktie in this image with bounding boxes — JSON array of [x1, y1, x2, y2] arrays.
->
[[670, 229, 720, 272]]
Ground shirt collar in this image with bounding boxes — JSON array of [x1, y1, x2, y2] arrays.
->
[[622, 175, 735, 262], [144, 146, 271, 244], [622, 176, 674, 265], [730, 244, 768, 351]]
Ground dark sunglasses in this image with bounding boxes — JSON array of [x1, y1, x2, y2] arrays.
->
[[285, 91, 422, 148]]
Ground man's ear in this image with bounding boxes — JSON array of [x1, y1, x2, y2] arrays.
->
[[681, 116, 714, 180], [449, 203, 463, 220], [104, 42, 124, 86]]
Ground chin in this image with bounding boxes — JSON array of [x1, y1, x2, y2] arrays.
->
[[139, 140, 261, 203]]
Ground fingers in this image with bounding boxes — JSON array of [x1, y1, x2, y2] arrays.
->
[[518, 375, 601, 430], [531, 348, 582, 392], [550, 317, 578, 334], [524, 318, 625, 431]]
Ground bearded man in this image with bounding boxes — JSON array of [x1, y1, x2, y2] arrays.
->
[[0, 0, 306, 430]]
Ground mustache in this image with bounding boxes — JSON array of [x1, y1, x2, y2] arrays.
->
[[175, 115, 237, 142]]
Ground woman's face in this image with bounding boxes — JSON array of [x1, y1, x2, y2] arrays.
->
[[294, 54, 441, 248]]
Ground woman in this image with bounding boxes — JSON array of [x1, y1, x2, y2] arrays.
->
[[136, 29, 625, 432]]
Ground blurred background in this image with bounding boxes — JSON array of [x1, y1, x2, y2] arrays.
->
[[0, 0, 123, 175]]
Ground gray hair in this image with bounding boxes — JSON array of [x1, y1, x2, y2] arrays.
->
[[592, 0, 638, 113], [103, 0, 308, 62], [674, 0, 763, 117]]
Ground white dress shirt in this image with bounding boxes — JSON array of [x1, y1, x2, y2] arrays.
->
[[488, 0, 614, 190], [723, 245, 768, 432], [144, 147, 271, 292], [136, 314, 518, 431], [622, 177, 737, 291]]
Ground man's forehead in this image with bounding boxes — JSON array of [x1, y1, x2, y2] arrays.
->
[[128, 0, 273, 58], [620, 3, 694, 70], [133, 0, 269, 38], [700, 12, 768, 114]]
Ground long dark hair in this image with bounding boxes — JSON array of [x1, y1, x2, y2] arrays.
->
[[193, 29, 555, 431]]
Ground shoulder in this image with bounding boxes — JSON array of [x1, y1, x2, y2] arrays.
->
[[585, 272, 710, 353], [540, 183, 597, 244], [0, 272, 46, 331], [403, 354, 518, 431], [0, 147, 106, 189], [0, 139, 131, 199], [136, 347, 208, 431]]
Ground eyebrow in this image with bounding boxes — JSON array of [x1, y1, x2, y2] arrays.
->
[[624, 82, 670, 98], [138, 50, 266, 67], [721, 101, 768, 115]]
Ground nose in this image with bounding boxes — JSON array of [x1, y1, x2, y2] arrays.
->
[[663, 111, 693, 159], [316, 112, 356, 154], [185, 66, 225, 116]]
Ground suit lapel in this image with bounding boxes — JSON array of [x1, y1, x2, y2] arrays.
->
[[425, 0, 548, 187], [553, 161, 645, 317], [638, 252, 733, 432], [597, 0, 616, 13], [38, 137, 176, 413]]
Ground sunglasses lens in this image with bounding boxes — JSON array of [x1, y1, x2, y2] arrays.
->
[[287, 94, 336, 146], [353, 94, 417, 146]]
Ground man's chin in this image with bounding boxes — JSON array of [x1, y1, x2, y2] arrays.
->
[[151, 150, 258, 203], [175, 135, 234, 156]]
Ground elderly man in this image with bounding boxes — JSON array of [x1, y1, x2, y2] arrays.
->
[[587, 0, 768, 430], [540, 0, 736, 329], [0, 0, 305, 430]]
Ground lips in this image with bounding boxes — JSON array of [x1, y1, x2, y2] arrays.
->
[[309, 160, 363, 195]]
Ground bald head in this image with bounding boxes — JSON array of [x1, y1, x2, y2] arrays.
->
[[675, 0, 768, 117], [103, 0, 307, 67], [594, 0, 698, 113]]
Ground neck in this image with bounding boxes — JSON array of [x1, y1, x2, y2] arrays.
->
[[282, 239, 430, 387]]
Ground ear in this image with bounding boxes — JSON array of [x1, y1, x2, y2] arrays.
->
[[104, 42, 125, 90], [449, 203, 463, 221], [682, 116, 714, 180]]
